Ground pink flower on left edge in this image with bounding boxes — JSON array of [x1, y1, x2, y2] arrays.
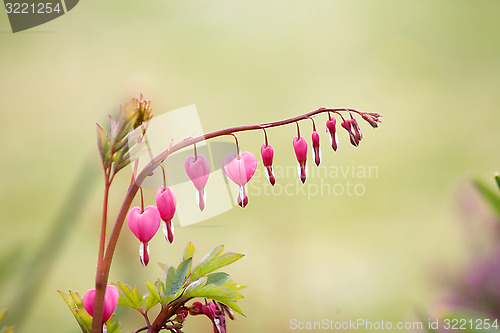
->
[[184, 154, 211, 211], [82, 285, 119, 323], [127, 205, 161, 266], [156, 186, 177, 244], [223, 151, 257, 208]]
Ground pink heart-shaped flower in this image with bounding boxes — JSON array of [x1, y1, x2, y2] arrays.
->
[[82, 285, 119, 323], [184, 154, 210, 190], [222, 152, 257, 186], [126, 206, 161, 243]]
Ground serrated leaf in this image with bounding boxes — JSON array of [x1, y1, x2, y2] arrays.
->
[[211, 297, 245, 317], [117, 282, 142, 309], [184, 242, 195, 261], [206, 272, 230, 286], [191, 246, 244, 281], [475, 180, 500, 219], [164, 258, 192, 296]]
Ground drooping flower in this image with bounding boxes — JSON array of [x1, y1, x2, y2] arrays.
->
[[222, 151, 257, 208], [260, 144, 275, 186], [82, 285, 119, 324], [184, 154, 211, 211], [293, 135, 308, 183], [311, 129, 321, 166], [326, 116, 338, 151], [341, 119, 359, 147], [126, 205, 161, 266], [351, 117, 363, 142], [361, 112, 382, 128], [155, 186, 177, 244]]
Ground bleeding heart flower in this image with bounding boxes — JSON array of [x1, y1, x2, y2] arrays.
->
[[127, 205, 161, 266], [351, 117, 362, 143], [311, 130, 321, 166], [82, 285, 119, 324], [326, 116, 338, 151], [260, 144, 275, 186], [293, 136, 308, 183], [184, 154, 211, 211], [341, 119, 359, 147], [222, 151, 257, 208], [155, 186, 177, 244]]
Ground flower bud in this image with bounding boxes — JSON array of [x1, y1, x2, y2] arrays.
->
[[341, 119, 359, 147], [326, 117, 338, 151], [126, 206, 161, 266], [351, 117, 363, 142], [155, 186, 177, 244], [311, 130, 321, 166], [260, 144, 275, 186], [293, 136, 308, 183]]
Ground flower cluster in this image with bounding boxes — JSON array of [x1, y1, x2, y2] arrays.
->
[[125, 109, 382, 266]]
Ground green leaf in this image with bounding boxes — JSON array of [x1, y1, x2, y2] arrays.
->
[[184, 279, 243, 300], [105, 314, 121, 333], [475, 180, 500, 219], [496, 174, 500, 190], [221, 280, 246, 291], [184, 242, 195, 261], [58, 290, 90, 333], [191, 245, 244, 281], [206, 272, 230, 286], [164, 258, 192, 296], [145, 280, 161, 311], [117, 282, 142, 310], [96, 124, 111, 169]]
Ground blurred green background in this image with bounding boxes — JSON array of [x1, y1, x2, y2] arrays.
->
[[1, 0, 500, 332]]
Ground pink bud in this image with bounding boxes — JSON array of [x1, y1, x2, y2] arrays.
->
[[326, 117, 338, 151], [184, 154, 211, 211], [155, 186, 177, 244], [341, 119, 359, 147], [293, 136, 308, 183], [222, 151, 257, 208], [127, 206, 161, 266], [260, 144, 275, 186], [362, 113, 380, 128], [351, 118, 363, 141], [82, 285, 119, 323], [311, 130, 321, 166]]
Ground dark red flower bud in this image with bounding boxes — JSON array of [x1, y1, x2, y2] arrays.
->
[[326, 117, 338, 151], [311, 130, 321, 166], [260, 144, 275, 186]]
